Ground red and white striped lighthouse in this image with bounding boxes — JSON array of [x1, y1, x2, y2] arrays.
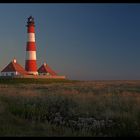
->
[[25, 16, 38, 75]]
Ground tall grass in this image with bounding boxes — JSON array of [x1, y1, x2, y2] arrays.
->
[[0, 78, 78, 85], [0, 81, 140, 136]]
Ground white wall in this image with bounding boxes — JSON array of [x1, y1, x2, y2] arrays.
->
[[38, 72, 51, 76], [1, 71, 18, 76]]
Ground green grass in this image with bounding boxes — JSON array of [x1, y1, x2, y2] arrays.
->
[[0, 80, 140, 136], [0, 77, 78, 85]]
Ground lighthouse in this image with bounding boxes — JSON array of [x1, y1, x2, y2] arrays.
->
[[25, 16, 38, 75], [0, 16, 66, 79]]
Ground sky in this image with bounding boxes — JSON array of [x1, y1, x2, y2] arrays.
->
[[0, 3, 140, 80]]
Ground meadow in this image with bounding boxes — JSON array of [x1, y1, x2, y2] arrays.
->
[[0, 79, 140, 136]]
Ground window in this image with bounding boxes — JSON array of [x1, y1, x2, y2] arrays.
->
[[11, 73, 14, 76]]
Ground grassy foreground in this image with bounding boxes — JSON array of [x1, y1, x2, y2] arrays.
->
[[0, 78, 78, 84], [0, 79, 140, 136]]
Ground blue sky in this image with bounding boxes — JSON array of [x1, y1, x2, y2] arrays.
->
[[0, 3, 140, 80]]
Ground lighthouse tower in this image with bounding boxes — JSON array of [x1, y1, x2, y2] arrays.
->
[[25, 16, 38, 75]]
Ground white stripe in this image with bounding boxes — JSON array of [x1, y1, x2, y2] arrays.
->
[[28, 33, 35, 42], [26, 51, 36, 60]]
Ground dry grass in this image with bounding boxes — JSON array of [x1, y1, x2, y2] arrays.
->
[[0, 80, 140, 136]]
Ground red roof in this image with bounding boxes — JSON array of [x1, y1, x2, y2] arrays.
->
[[1, 60, 28, 75], [38, 63, 57, 76]]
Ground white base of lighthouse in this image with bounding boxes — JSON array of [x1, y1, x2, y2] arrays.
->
[[27, 71, 38, 75]]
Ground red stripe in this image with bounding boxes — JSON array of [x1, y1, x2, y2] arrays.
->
[[25, 60, 38, 72], [27, 26, 35, 33], [26, 42, 36, 51]]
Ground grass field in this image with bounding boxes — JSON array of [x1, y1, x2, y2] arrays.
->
[[0, 79, 140, 136]]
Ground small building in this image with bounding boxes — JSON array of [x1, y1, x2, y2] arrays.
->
[[1, 59, 28, 77], [38, 62, 57, 76]]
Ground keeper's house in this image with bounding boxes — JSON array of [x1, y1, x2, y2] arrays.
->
[[1, 59, 28, 77], [38, 62, 57, 76]]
